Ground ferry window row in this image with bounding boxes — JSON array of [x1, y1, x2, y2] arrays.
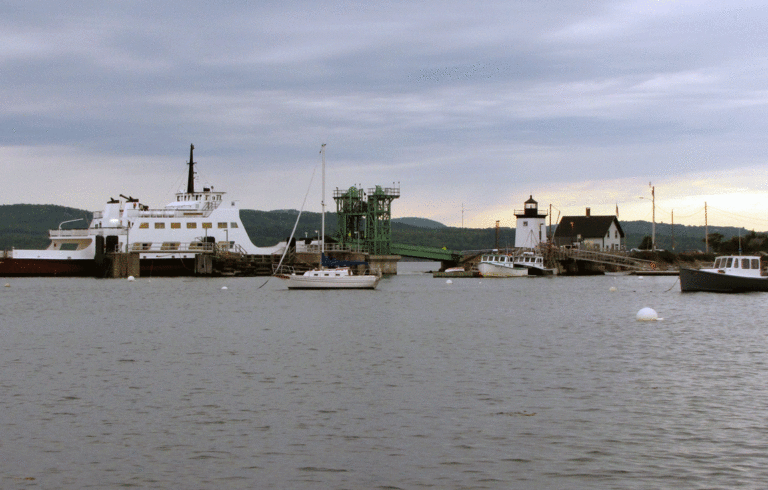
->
[[177, 194, 223, 201], [138, 222, 239, 229]]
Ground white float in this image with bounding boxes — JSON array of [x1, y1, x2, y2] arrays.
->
[[636, 307, 661, 321]]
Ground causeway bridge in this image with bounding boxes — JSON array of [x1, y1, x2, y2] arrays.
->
[[389, 243, 664, 272], [548, 247, 665, 272]]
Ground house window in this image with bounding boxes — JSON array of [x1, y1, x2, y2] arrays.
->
[[171, 222, 181, 229], [155, 222, 165, 229], [615, 231, 618, 239]]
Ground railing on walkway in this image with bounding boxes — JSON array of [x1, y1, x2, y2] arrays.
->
[[549, 247, 661, 271]]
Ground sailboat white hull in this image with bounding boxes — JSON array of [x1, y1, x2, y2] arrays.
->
[[285, 270, 380, 289]]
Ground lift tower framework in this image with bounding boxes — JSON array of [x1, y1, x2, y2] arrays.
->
[[333, 183, 400, 255]]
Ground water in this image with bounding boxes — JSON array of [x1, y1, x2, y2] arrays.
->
[[2, 263, 768, 489]]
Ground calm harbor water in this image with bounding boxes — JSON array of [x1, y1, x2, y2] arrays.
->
[[2, 262, 768, 489]]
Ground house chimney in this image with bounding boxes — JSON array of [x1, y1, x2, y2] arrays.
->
[[586, 207, 591, 217]]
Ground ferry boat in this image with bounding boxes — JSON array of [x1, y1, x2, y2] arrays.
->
[[0, 145, 285, 277], [477, 253, 528, 277], [679, 255, 768, 293]]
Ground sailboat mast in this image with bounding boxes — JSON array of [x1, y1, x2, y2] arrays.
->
[[321, 143, 326, 256]]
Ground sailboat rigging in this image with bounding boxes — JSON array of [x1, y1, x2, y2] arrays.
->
[[275, 144, 381, 289]]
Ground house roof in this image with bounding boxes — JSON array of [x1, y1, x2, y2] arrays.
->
[[554, 215, 624, 239]]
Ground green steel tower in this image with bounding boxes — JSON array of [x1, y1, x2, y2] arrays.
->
[[333, 183, 400, 255]]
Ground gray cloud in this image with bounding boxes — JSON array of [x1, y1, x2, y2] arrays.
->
[[2, 0, 768, 226]]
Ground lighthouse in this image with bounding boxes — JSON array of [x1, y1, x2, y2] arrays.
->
[[514, 195, 548, 249]]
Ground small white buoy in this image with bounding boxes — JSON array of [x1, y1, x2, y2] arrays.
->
[[609, 286, 617, 292], [636, 307, 658, 321], [221, 286, 228, 290], [446, 279, 453, 284], [4, 283, 10, 288], [127, 276, 135, 281], [638, 276, 644, 280]]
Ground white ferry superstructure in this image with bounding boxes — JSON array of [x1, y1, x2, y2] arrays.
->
[[0, 145, 285, 276]]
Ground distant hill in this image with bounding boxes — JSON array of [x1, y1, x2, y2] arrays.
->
[[0, 203, 764, 252], [0, 204, 93, 250], [391, 217, 446, 229]]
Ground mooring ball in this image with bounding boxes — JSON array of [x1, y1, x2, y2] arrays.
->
[[446, 279, 453, 284], [127, 276, 135, 281], [636, 307, 658, 321]]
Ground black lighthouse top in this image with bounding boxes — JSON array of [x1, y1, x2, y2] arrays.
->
[[514, 195, 547, 218]]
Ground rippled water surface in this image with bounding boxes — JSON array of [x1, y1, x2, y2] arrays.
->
[[2, 263, 768, 489]]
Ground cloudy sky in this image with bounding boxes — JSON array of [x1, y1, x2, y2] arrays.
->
[[3, 0, 768, 230]]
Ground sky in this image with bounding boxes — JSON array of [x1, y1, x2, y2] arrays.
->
[[3, 0, 768, 230]]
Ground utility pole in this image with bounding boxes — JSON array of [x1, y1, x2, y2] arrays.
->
[[650, 183, 656, 251], [705, 201, 708, 253], [549, 203, 552, 241], [671, 209, 675, 251]]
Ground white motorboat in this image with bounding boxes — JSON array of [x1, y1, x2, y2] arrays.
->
[[277, 144, 381, 290], [477, 254, 528, 277], [513, 251, 555, 275], [680, 255, 768, 292]]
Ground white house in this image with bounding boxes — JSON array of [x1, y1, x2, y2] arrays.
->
[[553, 208, 624, 251]]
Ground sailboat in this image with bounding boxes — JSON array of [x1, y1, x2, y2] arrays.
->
[[278, 144, 381, 290]]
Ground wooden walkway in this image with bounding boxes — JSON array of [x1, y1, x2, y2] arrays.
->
[[547, 248, 663, 272]]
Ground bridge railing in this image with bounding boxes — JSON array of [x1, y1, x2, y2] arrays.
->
[[552, 248, 661, 271], [390, 243, 463, 261]]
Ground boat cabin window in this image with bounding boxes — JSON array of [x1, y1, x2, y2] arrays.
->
[[155, 222, 165, 229], [742, 258, 751, 269], [202, 222, 212, 229], [139, 222, 149, 229], [218, 222, 227, 228], [171, 222, 181, 229], [752, 259, 760, 269], [726, 258, 733, 268], [187, 222, 197, 229], [230, 222, 239, 228]]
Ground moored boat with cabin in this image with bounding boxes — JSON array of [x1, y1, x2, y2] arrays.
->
[[477, 253, 528, 277], [679, 255, 768, 293]]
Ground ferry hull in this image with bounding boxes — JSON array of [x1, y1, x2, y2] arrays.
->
[[0, 258, 98, 277], [679, 268, 768, 293]]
